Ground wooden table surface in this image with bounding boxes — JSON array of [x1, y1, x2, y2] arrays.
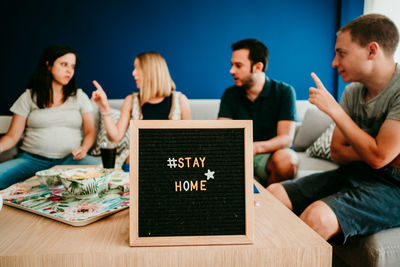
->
[[0, 182, 331, 267]]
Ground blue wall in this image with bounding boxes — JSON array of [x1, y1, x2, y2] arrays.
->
[[337, 0, 364, 100], [0, 0, 363, 115]]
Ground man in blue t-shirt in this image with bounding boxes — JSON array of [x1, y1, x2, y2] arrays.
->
[[218, 39, 298, 186]]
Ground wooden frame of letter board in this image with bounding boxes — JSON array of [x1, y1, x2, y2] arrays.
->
[[129, 120, 254, 247]]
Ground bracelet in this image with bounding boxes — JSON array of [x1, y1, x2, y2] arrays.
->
[[101, 111, 113, 117]]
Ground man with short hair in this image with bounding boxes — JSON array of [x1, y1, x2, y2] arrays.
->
[[268, 14, 400, 242], [218, 39, 298, 186]]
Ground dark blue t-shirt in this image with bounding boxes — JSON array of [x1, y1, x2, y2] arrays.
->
[[218, 77, 296, 141]]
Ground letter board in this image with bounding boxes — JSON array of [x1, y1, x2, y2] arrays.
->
[[129, 120, 253, 246]]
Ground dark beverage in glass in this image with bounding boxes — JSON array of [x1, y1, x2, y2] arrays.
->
[[100, 147, 116, 168]]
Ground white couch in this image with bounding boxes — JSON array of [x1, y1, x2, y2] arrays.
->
[[1, 99, 399, 267], [92, 99, 338, 177]]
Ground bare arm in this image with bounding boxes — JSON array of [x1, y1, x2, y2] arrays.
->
[[179, 93, 191, 120], [91, 80, 132, 143], [0, 114, 26, 153], [217, 117, 296, 154], [72, 112, 96, 160], [310, 73, 400, 169], [330, 125, 362, 164], [102, 95, 132, 143], [253, 120, 295, 155]]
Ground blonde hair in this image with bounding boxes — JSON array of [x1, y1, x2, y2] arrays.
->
[[135, 52, 176, 105]]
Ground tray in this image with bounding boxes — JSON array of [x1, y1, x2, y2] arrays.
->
[[0, 170, 130, 226]]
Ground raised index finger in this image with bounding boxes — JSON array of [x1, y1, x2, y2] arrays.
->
[[92, 80, 104, 92], [311, 72, 324, 89]]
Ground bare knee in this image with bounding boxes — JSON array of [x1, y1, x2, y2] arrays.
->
[[300, 201, 341, 240], [267, 149, 299, 183], [266, 183, 293, 210]]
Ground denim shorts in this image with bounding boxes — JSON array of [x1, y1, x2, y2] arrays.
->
[[281, 162, 400, 243]]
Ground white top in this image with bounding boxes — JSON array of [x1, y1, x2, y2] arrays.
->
[[10, 89, 93, 158]]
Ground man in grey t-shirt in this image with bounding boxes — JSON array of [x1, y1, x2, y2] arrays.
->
[[267, 14, 400, 243]]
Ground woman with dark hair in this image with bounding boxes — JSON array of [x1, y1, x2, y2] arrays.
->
[[0, 45, 100, 189]]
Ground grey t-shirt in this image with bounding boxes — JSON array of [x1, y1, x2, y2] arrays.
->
[[10, 89, 93, 158], [340, 64, 400, 138]]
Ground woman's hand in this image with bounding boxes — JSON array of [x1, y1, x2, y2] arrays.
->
[[91, 80, 111, 113], [72, 146, 88, 160]]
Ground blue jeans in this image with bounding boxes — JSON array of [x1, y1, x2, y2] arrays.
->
[[0, 151, 101, 190]]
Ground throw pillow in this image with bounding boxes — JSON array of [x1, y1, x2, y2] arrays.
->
[[293, 108, 333, 151], [90, 109, 130, 166], [306, 124, 335, 160]]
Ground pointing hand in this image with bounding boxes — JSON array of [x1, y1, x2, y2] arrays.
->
[[309, 72, 339, 116], [91, 80, 110, 112]]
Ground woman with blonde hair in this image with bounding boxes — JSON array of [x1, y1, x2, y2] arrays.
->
[[91, 51, 191, 143]]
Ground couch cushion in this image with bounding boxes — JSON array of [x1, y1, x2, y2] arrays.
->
[[189, 99, 220, 120], [295, 100, 316, 122], [334, 227, 400, 267], [296, 152, 338, 177], [293, 108, 333, 151], [306, 124, 335, 160]]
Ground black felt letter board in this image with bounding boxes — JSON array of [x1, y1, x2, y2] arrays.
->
[[138, 128, 245, 237]]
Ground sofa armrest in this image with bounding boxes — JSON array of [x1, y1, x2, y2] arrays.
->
[[0, 116, 18, 163], [0, 116, 12, 134]]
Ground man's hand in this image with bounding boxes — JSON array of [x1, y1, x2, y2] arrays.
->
[[309, 73, 341, 117], [252, 121, 295, 155], [253, 142, 262, 155]]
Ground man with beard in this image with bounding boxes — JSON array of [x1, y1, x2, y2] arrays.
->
[[218, 39, 298, 186]]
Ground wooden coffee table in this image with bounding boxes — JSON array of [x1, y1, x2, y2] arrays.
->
[[0, 180, 331, 266]]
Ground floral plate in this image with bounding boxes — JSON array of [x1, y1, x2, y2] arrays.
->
[[0, 170, 129, 226]]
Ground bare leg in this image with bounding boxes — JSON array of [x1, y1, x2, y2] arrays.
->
[[266, 183, 293, 210], [266, 148, 298, 185], [268, 184, 341, 240], [300, 200, 341, 240]]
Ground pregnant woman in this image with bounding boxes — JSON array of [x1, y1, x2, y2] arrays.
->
[[0, 45, 100, 189]]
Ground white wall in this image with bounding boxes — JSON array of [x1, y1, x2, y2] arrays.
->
[[364, 0, 400, 63]]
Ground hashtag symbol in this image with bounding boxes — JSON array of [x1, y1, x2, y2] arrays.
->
[[167, 157, 177, 168]]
